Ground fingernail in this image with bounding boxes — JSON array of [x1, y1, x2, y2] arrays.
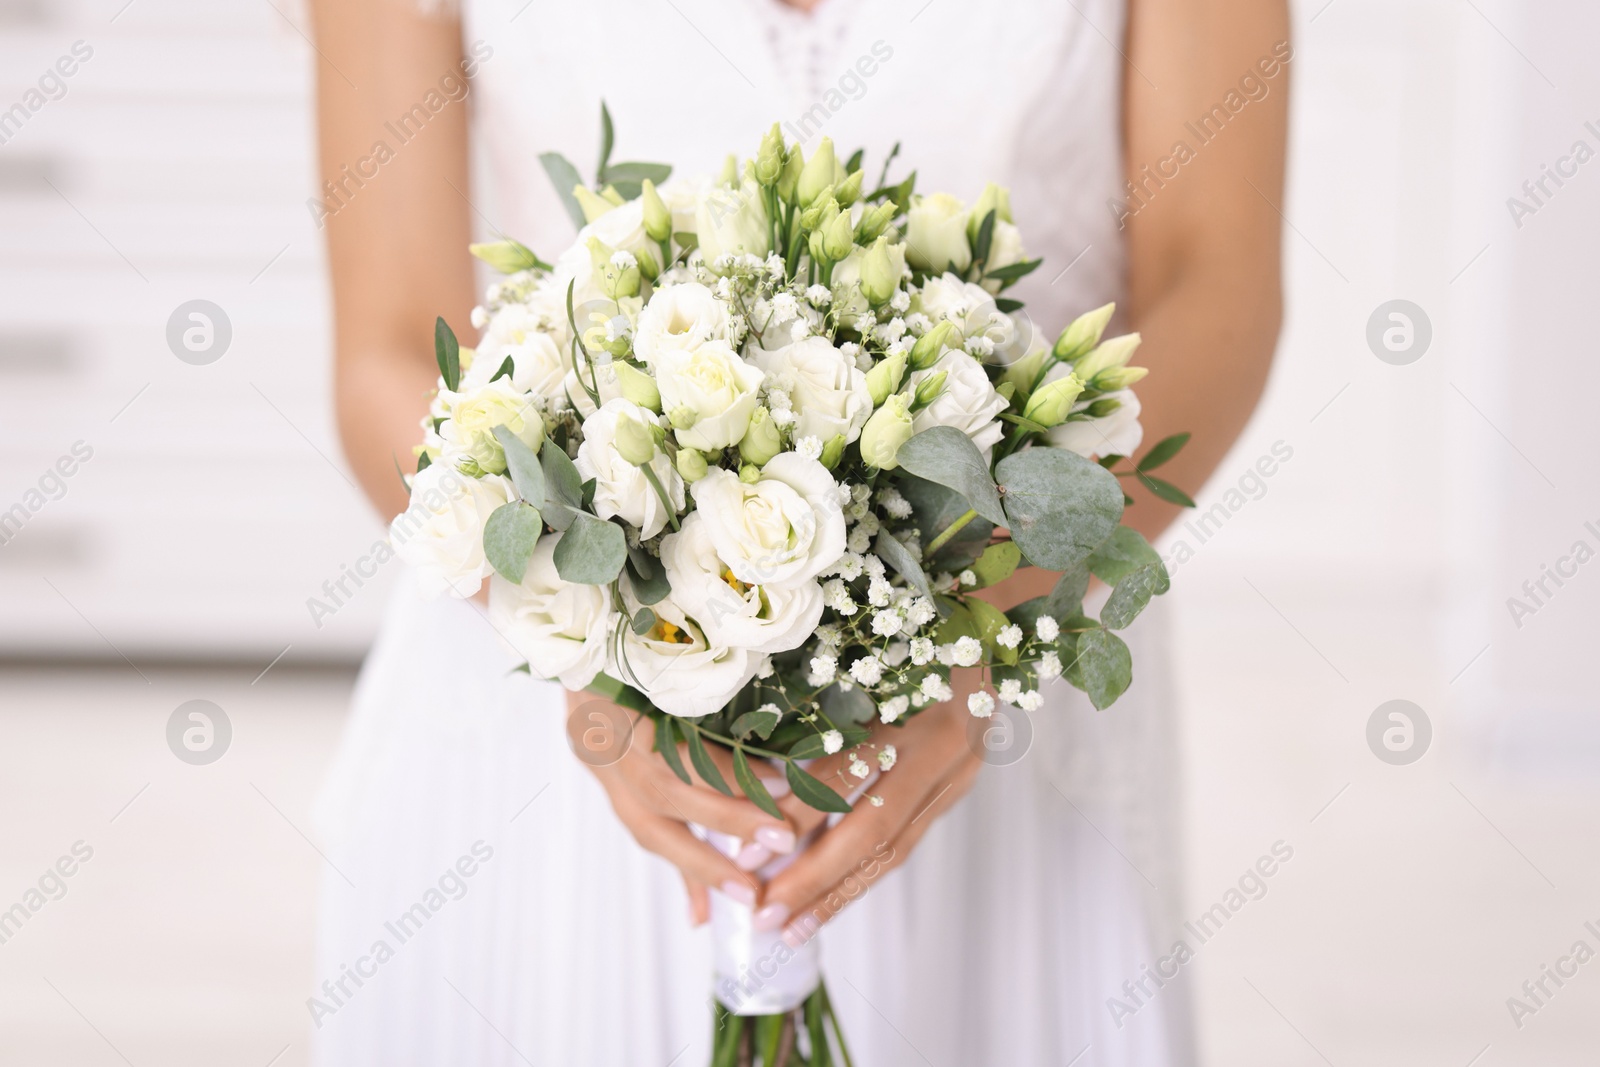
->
[[753, 902, 789, 932], [781, 923, 809, 949], [734, 842, 772, 870], [754, 826, 796, 854], [760, 775, 791, 799], [720, 880, 757, 907]]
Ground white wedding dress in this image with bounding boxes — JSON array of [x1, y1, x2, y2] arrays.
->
[[311, 1, 1196, 1063]]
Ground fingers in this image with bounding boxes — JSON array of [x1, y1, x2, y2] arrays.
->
[[639, 776, 798, 863], [610, 785, 760, 904], [682, 873, 710, 927]]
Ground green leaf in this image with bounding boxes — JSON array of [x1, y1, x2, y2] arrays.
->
[[785, 761, 852, 814], [995, 446, 1124, 571], [1074, 628, 1132, 709], [971, 208, 996, 268], [672, 231, 698, 254], [844, 147, 865, 175], [414, 451, 431, 473], [932, 600, 978, 645], [895, 426, 1007, 527], [626, 548, 671, 606], [730, 708, 781, 742], [433, 317, 460, 391], [630, 607, 657, 636], [601, 160, 673, 186], [482, 501, 542, 583], [552, 513, 627, 585], [586, 672, 651, 714], [1047, 565, 1091, 617], [787, 724, 868, 760], [873, 141, 901, 192], [493, 424, 547, 506], [1137, 472, 1197, 508], [1087, 526, 1170, 593], [995, 297, 1025, 313], [999, 412, 1054, 436], [1136, 432, 1191, 473], [898, 473, 994, 568], [872, 532, 930, 597], [489, 355, 515, 383], [968, 541, 1022, 588], [653, 716, 693, 785], [541, 441, 585, 511], [539, 151, 587, 230], [597, 101, 615, 180], [684, 725, 733, 796], [819, 683, 877, 726], [985, 257, 1043, 283], [1101, 563, 1161, 630], [733, 748, 783, 820]]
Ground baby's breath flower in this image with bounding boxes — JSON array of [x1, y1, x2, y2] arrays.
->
[[822, 729, 844, 755], [849, 757, 871, 779], [906, 598, 937, 627], [958, 569, 977, 588], [770, 407, 797, 427], [1037, 650, 1063, 679], [609, 250, 637, 270], [847, 527, 872, 554], [968, 691, 996, 718], [796, 435, 824, 460], [877, 744, 898, 770], [951, 636, 983, 667], [883, 640, 910, 666], [1036, 616, 1061, 642], [867, 577, 893, 608], [1017, 690, 1044, 711], [849, 654, 885, 686], [996, 624, 1023, 649], [789, 319, 810, 342], [863, 553, 887, 579], [879, 695, 910, 723], [808, 654, 838, 685], [876, 487, 913, 519], [909, 637, 935, 666], [805, 284, 832, 307], [889, 289, 911, 313], [871, 610, 902, 637], [998, 678, 1024, 703]]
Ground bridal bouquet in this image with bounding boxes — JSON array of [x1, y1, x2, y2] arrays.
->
[[392, 112, 1190, 1065]]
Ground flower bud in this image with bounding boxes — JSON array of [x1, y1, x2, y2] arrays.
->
[[967, 183, 1014, 243], [613, 361, 660, 411], [755, 123, 785, 185], [819, 433, 846, 470], [614, 412, 657, 466], [909, 320, 961, 371], [574, 185, 616, 223], [641, 179, 672, 242], [718, 154, 739, 188], [1085, 397, 1123, 418], [861, 236, 899, 305], [798, 137, 837, 208], [1073, 332, 1141, 380], [860, 393, 915, 469], [635, 246, 660, 282], [856, 202, 898, 244], [912, 370, 948, 410], [905, 193, 972, 274], [739, 463, 763, 484], [1021, 372, 1086, 428], [823, 210, 855, 261], [668, 405, 700, 431], [739, 406, 783, 466], [865, 351, 908, 405], [1001, 345, 1049, 399], [1092, 365, 1149, 391], [1053, 302, 1116, 362], [675, 447, 709, 483], [808, 228, 829, 266], [599, 185, 625, 206], [834, 169, 864, 207], [469, 240, 543, 274], [778, 146, 805, 205]]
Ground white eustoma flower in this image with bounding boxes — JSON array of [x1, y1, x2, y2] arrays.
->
[[562, 356, 629, 419], [575, 398, 685, 540], [466, 304, 568, 402], [659, 512, 823, 654], [752, 337, 874, 446], [913, 272, 1031, 365], [909, 349, 1008, 453], [612, 594, 760, 718], [437, 378, 544, 475], [489, 536, 615, 689], [551, 199, 654, 305], [633, 282, 732, 365], [905, 193, 971, 274], [389, 465, 511, 599], [655, 340, 765, 451], [695, 180, 771, 265], [690, 452, 847, 590], [1046, 385, 1145, 460]]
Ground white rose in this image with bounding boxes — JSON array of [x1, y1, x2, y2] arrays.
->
[[489, 536, 615, 689], [655, 340, 765, 452], [905, 193, 971, 274], [388, 465, 511, 599], [612, 594, 760, 717], [690, 452, 846, 590], [437, 379, 544, 475], [1047, 387, 1144, 459], [909, 349, 1009, 453], [633, 282, 731, 365], [660, 513, 824, 654], [466, 304, 567, 401], [752, 337, 873, 445], [575, 398, 685, 539], [696, 180, 771, 265]]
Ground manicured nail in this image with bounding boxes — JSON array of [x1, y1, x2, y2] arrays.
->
[[720, 880, 757, 907], [735, 843, 772, 871], [753, 902, 789, 932], [754, 826, 796, 854], [759, 776, 791, 799]]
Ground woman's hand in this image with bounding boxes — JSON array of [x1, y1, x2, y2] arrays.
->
[[754, 669, 985, 945], [571, 692, 802, 925]]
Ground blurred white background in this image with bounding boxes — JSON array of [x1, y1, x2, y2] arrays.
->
[[2, 0, 1598, 1065]]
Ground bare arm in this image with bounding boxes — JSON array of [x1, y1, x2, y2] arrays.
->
[[309, 0, 476, 518]]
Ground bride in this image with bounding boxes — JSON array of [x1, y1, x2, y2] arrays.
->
[[305, 0, 1286, 1063]]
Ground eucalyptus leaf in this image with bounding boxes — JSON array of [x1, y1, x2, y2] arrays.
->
[[995, 446, 1123, 571], [732, 748, 783, 820], [730, 708, 781, 741], [1075, 628, 1133, 710], [1087, 526, 1170, 594], [626, 548, 671, 606], [493, 424, 546, 506], [897, 472, 994, 568], [433, 317, 460, 391], [820, 683, 877, 726], [968, 541, 1022, 588], [872, 533, 931, 597], [1101, 563, 1161, 630], [684, 725, 733, 796], [541, 441, 585, 511], [1137, 472, 1197, 508], [653, 716, 693, 785], [601, 160, 674, 185], [785, 762, 852, 814], [1047, 565, 1091, 618], [482, 502, 543, 583], [630, 607, 657, 636], [1136, 432, 1191, 473], [552, 513, 627, 585], [895, 426, 1007, 527], [933, 599, 978, 645], [539, 151, 587, 230]]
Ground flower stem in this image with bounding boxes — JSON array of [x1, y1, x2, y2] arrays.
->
[[924, 507, 978, 556], [639, 463, 681, 532]]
